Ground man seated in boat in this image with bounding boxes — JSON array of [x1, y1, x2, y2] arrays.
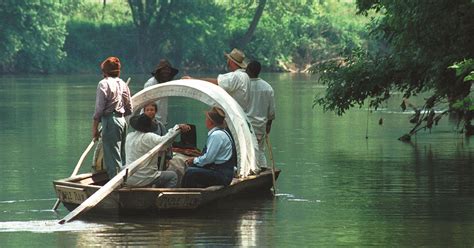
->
[[181, 107, 236, 188], [124, 114, 191, 188]]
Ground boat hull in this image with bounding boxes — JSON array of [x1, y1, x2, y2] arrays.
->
[[53, 169, 280, 215]]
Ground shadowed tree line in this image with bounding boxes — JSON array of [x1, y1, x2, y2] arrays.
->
[[0, 0, 368, 74], [313, 0, 474, 138]]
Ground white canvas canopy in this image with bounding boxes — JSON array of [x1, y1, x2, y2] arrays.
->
[[130, 79, 260, 177]]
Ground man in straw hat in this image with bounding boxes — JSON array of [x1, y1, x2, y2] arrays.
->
[[181, 107, 236, 188], [124, 114, 191, 188], [182, 48, 252, 113], [143, 59, 179, 126], [92, 56, 133, 179]]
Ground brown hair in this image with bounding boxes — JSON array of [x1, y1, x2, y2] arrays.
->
[[144, 102, 158, 112], [101, 57, 121, 77]]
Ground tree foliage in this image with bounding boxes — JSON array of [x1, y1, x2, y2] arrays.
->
[[314, 0, 474, 138], [0, 0, 68, 73], [0, 0, 369, 74]]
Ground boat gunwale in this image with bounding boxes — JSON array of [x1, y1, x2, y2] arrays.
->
[[53, 169, 280, 193]]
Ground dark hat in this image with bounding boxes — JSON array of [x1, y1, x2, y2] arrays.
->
[[206, 107, 226, 126], [151, 59, 179, 79], [130, 114, 158, 133], [224, 48, 247, 68], [101, 57, 121, 77]]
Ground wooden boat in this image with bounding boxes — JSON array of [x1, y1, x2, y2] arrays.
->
[[53, 169, 280, 214], [52, 79, 280, 216]]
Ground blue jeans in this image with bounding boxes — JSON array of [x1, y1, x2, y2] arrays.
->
[[101, 114, 127, 179], [181, 167, 231, 188]]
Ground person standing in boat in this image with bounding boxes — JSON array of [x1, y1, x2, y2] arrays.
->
[[181, 107, 236, 188], [245, 60, 276, 168], [92, 56, 133, 179], [182, 48, 252, 113], [143, 59, 179, 126], [124, 114, 191, 188]]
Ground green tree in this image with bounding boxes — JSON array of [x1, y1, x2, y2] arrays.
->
[[0, 0, 68, 73], [315, 0, 474, 139]]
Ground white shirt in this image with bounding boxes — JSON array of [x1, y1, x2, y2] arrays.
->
[[193, 128, 233, 166], [124, 125, 179, 187], [144, 77, 168, 126], [247, 78, 276, 136], [217, 69, 251, 113]]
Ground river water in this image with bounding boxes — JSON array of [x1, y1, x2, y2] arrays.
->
[[0, 74, 473, 247]]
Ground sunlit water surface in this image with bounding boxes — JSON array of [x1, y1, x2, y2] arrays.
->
[[0, 74, 473, 247]]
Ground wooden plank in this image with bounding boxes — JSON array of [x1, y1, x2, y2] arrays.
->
[[58, 130, 180, 224], [55, 185, 88, 205], [156, 192, 201, 209]]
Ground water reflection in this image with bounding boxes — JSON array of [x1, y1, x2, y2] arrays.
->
[[0, 74, 473, 246], [69, 195, 275, 247]]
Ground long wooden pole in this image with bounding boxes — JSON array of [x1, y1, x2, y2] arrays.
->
[[59, 130, 179, 224], [265, 136, 277, 196]]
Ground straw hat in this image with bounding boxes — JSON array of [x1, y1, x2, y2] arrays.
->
[[224, 48, 247, 68], [206, 107, 226, 127]]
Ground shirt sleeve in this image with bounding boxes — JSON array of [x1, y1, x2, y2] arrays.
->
[[122, 83, 133, 116], [268, 90, 276, 120], [193, 132, 225, 167], [93, 81, 108, 121], [217, 72, 237, 92], [144, 77, 156, 88], [147, 125, 180, 147]]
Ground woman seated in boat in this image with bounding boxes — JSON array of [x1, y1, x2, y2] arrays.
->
[[181, 107, 236, 188], [124, 113, 191, 188]]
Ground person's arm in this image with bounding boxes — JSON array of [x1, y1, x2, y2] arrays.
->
[[182, 76, 218, 85], [266, 120, 273, 135], [123, 84, 133, 116], [267, 89, 276, 134], [150, 124, 191, 145], [92, 120, 100, 141], [92, 81, 107, 140], [193, 133, 224, 166]]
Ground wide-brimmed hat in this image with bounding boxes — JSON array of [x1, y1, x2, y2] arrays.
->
[[151, 59, 179, 78], [130, 114, 158, 133], [206, 107, 226, 127], [101, 57, 121, 77], [224, 48, 247, 68]]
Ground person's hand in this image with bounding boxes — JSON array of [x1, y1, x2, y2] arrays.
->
[[181, 75, 193, 79], [179, 124, 191, 133], [185, 157, 195, 166], [92, 128, 101, 141]]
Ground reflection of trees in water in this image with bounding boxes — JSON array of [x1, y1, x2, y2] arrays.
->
[[411, 142, 474, 196], [72, 195, 275, 246]]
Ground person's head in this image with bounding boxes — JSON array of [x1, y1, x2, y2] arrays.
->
[[205, 107, 226, 129], [152, 59, 179, 83], [224, 48, 247, 71], [143, 102, 158, 119], [101, 57, 121, 77], [130, 113, 158, 133], [246, 60, 261, 78]]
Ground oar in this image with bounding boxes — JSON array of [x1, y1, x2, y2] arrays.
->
[[52, 139, 98, 211], [265, 136, 277, 196], [58, 130, 180, 224]]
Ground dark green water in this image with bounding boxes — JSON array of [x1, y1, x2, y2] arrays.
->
[[0, 74, 473, 247]]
